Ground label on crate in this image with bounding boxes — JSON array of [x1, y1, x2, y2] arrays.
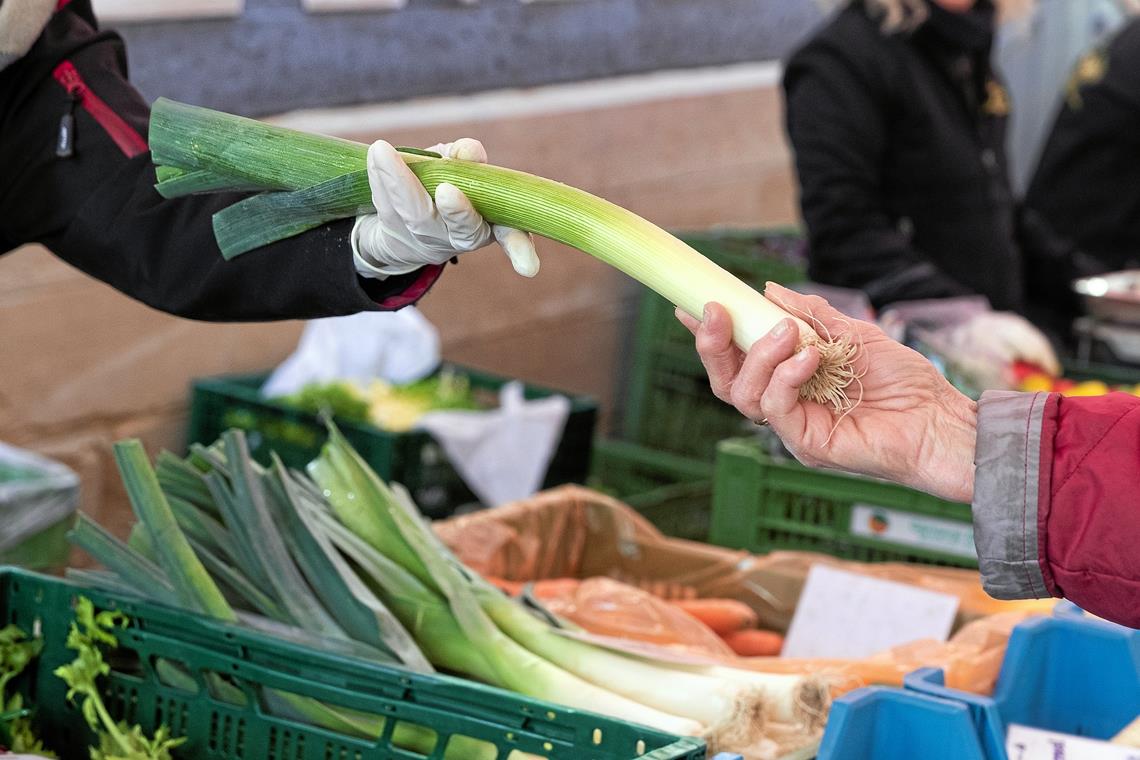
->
[[849, 504, 976, 560], [1007, 725, 1140, 760]]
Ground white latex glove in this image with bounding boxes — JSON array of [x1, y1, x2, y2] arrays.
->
[[937, 311, 1062, 390], [352, 138, 539, 279]]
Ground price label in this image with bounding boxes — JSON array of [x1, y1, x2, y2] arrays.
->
[[1007, 725, 1140, 760]]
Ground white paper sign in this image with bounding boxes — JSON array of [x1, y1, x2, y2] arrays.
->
[[782, 565, 960, 659], [850, 504, 977, 560], [1007, 725, 1140, 760]]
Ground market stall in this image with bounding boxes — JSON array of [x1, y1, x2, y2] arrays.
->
[[4, 1, 1140, 758]]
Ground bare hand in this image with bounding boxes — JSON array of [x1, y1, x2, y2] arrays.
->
[[677, 283, 978, 502]]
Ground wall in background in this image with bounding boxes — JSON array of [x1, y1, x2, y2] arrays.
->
[[110, 0, 822, 116]]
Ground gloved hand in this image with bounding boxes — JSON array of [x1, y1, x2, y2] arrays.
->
[[936, 311, 1062, 390], [352, 138, 539, 279]]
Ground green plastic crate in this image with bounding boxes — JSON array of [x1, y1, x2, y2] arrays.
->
[[187, 365, 597, 519], [0, 567, 705, 760], [1057, 360, 1140, 388], [622, 228, 808, 459], [588, 439, 714, 542], [710, 439, 977, 568]]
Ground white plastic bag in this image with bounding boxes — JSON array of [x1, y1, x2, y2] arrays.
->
[[416, 382, 571, 507], [879, 298, 1061, 391], [261, 311, 569, 508], [261, 309, 440, 397]]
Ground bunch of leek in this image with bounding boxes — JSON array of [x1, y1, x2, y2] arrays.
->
[[69, 430, 828, 757], [149, 99, 857, 411], [68, 435, 496, 757]]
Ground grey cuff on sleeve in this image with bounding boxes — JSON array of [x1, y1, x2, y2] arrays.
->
[[972, 391, 1051, 600]]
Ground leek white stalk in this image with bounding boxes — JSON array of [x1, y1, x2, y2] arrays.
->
[[149, 98, 858, 410], [309, 469, 705, 738], [704, 665, 829, 728], [478, 586, 827, 743]]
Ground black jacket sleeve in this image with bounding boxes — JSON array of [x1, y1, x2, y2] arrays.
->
[[0, 3, 440, 322], [783, 41, 974, 307]]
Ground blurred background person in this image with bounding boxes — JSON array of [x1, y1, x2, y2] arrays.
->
[[784, 0, 1081, 352], [1025, 16, 1140, 273], [995, 0, 1137, 196]]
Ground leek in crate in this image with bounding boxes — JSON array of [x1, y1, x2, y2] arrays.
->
[[149, 99, 858, 410], [68, 427, 830, 757]]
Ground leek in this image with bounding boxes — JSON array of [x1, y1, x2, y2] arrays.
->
[[66, 515, 179, 608], [149, 98, 856, 409], [74, 428, 827, 756], [309, 423, 827, 745]]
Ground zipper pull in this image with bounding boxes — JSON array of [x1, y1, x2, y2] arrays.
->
[[56, 92, 78, 158]]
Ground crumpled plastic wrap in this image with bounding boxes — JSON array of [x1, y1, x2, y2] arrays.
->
[[878, 296, 1061, 391], [539, 576, 735, 658], [736, 610, 1036, 695], [435, 485, 1054, 694]]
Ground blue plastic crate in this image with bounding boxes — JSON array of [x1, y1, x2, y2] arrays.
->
[[818, 687, 988, 760], [818, 609, 1140, 760]]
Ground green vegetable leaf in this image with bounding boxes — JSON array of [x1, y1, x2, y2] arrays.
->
[[3, 693, 54, 756], [91, 723, 185, 760], [276, 381, 370, 424], [0, 624, 43, 695], [54, 598, 187, 760]]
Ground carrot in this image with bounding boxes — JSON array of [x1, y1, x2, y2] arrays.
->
[[671, 599, 758, 635], [723, 629, 784, 657], [529, 578, 581, 600], [485, 576, 581, 600]]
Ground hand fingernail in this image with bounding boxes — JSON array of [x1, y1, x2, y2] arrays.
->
[[703, 304, 711, 321], [769, 319, 789, 338], [795, 348, 812, 362]]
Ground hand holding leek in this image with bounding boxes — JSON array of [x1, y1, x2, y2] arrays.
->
[[353, 139, 540, 279], [680, 285, 978, 504], [149, 99, 857, 410]]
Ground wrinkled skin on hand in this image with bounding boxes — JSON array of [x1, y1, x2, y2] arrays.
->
[[677, 283, 977, 503]]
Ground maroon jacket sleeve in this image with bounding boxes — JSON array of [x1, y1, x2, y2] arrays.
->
[[973, 390, 1140, 628]]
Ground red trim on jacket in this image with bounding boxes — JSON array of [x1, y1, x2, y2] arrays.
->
[[52, 60, 148, 158], [56, 0, 72, 9], [376, 264, 444, 310]]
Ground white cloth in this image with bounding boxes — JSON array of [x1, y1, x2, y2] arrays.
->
[[352, 139, 539, 280], [261, 309, 440, 397], [416, 382, 571, 507], [879, 297, 1061, 390]]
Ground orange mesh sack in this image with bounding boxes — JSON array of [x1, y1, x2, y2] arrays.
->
[[540, 577, 735, 659]]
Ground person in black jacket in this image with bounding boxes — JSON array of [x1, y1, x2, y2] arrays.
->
[[1026, 18, 1140, 273], [0, 0, 538, 322], [784, 0, 1082, 343]]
